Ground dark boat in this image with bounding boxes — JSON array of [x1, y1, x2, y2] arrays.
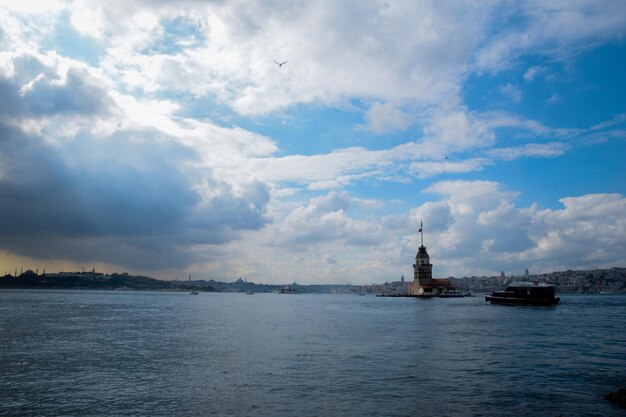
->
[[439, 289, 464, 298], [278, 285, 300, 294], [485, 282, 560, 306]]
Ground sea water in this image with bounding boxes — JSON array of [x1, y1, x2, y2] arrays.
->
[[0, 290, 624, 416]]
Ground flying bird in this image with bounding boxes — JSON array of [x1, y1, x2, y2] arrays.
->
[[274, 60, 287, 67]]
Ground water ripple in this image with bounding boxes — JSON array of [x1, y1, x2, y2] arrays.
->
[[0, 291, 624, 416]]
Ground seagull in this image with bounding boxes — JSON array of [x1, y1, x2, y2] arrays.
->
[[274, 60, 287, 67]]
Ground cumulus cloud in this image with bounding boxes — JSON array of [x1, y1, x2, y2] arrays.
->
[[360, 102, 414, 134], [0, 127, 272, 269], [0, 51, 114, 125], [382, 201, 453, 234], [0, 47, 618, 279], [62, 0, 495, 117], [0, 1, 623, 281], [410, 182, 626, 277], [274, 191, 382, 247], [422, 110, 496, 152], [0, 50, 273, 271], [0, 2, 65, 52], [527, 194, 626, 267], [6, 1, 624, 123], [251, 182, 626, 282]]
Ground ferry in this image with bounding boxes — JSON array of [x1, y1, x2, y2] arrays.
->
[[278, 285, 300, 294], [439, 289, 465, 298], [485, 282, 560, 306]]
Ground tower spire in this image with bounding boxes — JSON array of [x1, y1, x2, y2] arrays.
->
[[419, 220, 424, 247]]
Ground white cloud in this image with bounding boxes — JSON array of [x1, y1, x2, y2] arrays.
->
[[546, 94, 560, 105], [590, 113, 626, 131], [422, 109, 496, 152], [524, 65, 545, 81], [481, 111, 580, 138], [274, 191, 383, 247], [488, 142, 568, 160], [500, 83, 522, 102], [425, 180, 519, 216], [0, 1, 64, 52], [405, 183, 626, 277], [409, 158, 488, 178], [527, 194, 626, 265], [66, 0, 496, 116], [474, 0, 626, 72], [249, 147, 390, 189], [252, 185, 626, 282], [70, 2, 106, 38], [0, 0, 64, 13], [360, 102, 414, 134]]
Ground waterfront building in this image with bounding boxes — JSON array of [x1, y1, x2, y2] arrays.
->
[[407, 221, 455, 296]]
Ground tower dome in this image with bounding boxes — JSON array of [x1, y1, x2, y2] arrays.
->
[[415, 244, 430, 264]]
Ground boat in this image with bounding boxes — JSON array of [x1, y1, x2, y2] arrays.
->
[[245, 290, 254, 295], [278, 285, 300, 294], [439, 289, 464, 298], [190, 290, 199, 295], [485, 282, 560, 306]]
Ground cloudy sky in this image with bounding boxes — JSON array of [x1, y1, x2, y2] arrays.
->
[[1, 0, 625, 283]]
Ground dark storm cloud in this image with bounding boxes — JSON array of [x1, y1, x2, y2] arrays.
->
[[0, 126, 271, 268], [187, 178, 270, 232], [21, 67, 113, 116], [0, 129, 199, 237], [0, 78, 24, 118], [0, 53, 271, 270]]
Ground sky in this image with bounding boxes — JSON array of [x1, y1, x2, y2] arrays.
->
[[0, 0, 625, 284]]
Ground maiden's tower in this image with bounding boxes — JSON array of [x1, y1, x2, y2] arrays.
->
[[407, 221, 455, 296]]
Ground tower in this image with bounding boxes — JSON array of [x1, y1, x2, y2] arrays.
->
[[413, 221, 433, 285]]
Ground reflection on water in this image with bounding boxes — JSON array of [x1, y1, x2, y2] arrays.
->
[[1, 290, 625, 416]]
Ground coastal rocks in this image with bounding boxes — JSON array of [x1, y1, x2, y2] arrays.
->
[[605, 388, 626, 408]]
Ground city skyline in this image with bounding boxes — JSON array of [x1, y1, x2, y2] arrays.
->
[[0, 1, 625, 283]]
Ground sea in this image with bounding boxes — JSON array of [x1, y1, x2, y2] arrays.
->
[[0, 290, 624, 417]]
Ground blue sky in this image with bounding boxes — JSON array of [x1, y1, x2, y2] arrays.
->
[[0, 0, 625, 283]]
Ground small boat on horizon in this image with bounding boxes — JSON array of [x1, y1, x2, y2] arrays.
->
[[439, 289, 465, 298], [485, 282, 560, 306], [190, 290, 199, 295], [278, 285, 300, 294]]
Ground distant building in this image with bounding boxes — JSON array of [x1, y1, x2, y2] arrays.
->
[[408, 221, 455, 296]]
